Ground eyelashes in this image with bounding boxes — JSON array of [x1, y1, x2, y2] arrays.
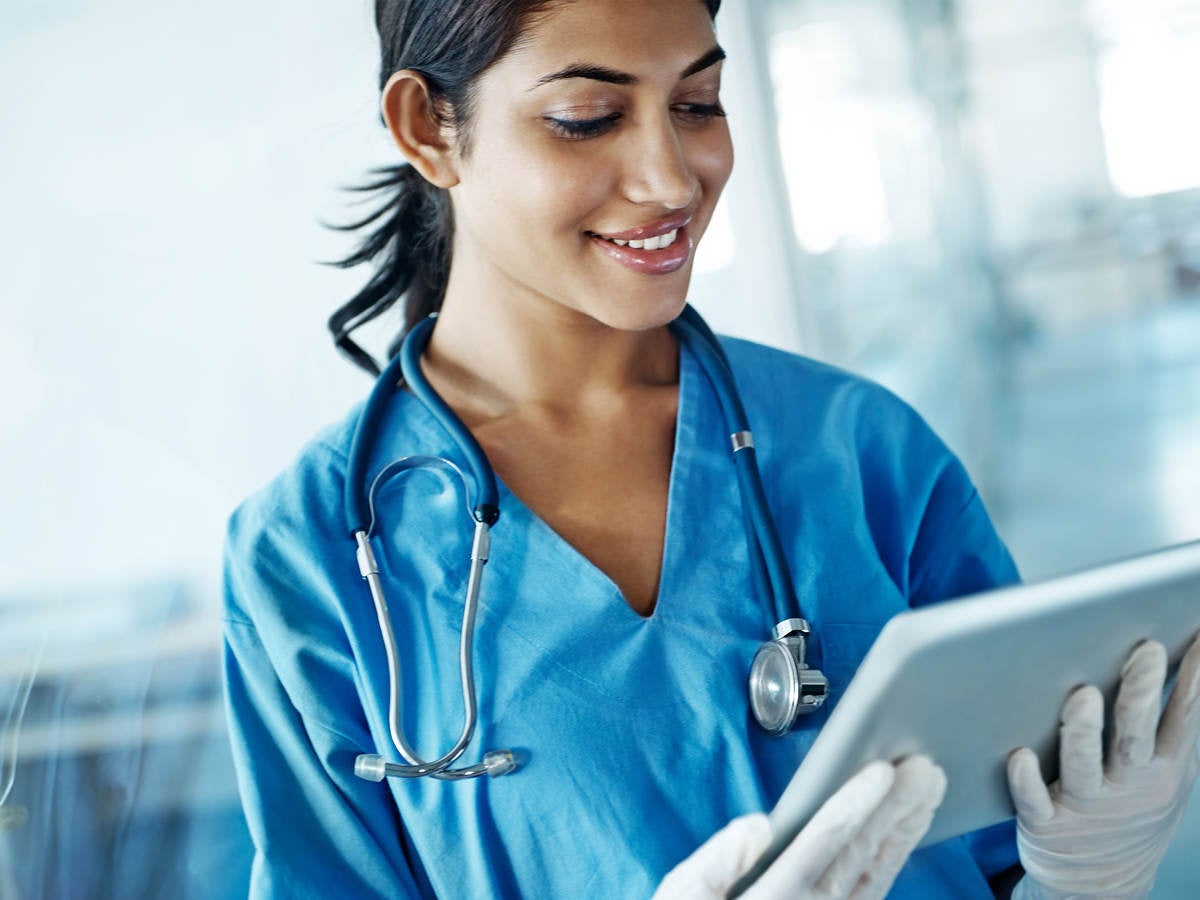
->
[[546, 111, 623, 139], [544, 103, 727, 141]]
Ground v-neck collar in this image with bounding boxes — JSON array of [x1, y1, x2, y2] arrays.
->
[[366, 335, 760, 709], [385, 337, 704, 623], [495, 340, 700, 621]]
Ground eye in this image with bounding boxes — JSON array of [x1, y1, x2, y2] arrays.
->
[[672, 102, 727, 123], [544, 112, 623, 140]]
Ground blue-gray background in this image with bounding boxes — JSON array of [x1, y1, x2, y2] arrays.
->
[[3, 0, 1199, 896]]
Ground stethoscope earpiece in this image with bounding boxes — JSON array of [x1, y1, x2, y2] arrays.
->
[[354, 748, 519, 782], [749, 619, 829, 736]]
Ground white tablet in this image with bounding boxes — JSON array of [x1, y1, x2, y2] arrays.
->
[[733, 540, 1200, 895]]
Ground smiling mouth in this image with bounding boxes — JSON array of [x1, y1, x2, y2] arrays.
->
[[588, 228, 681, 251], [586, 224, 693, 275]]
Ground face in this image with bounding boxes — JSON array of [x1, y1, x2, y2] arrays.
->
[[443, 0, 733, 332]]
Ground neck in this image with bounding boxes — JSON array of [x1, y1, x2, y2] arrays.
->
[[423, 272, 679, 422]]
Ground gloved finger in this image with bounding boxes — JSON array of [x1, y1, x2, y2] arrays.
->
[[1108, 641, 1168, 777], [820, 758, 940, 900], [1158, 631, 1200, 760], [653, 813, 773, 899], [1058, 685, 1105, 801], [1007, 747, 1054, 826], [848, 802, 938, 900], [850, 755, 945, 856], [748, 761, 894, 898], [812, 756, 945, 899]]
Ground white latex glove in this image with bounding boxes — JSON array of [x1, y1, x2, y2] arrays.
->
[[1008, 634, 1200, 900], [653, 756, 947, 900]]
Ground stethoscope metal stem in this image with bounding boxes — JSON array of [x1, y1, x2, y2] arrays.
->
[[353, 520, 513, 780]]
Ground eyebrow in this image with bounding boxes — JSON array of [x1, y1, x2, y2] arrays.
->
[[530, 44, 726, 90]]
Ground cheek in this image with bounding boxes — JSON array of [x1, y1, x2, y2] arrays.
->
[[483, 138, 610, 238], [694, 126, 734, 195]]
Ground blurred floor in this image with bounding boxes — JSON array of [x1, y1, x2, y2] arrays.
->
[[988, 299, 1200, 898]]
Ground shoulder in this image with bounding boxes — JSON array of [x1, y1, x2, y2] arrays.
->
[[716, 336, 949, 470], [714, 336, 1018, 600], [719, 336, 918, 418], [222, 404, 366, 625]]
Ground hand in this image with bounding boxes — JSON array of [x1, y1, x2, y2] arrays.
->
[[1008, 634, 1200, 900], [653, 756, 946, 900]]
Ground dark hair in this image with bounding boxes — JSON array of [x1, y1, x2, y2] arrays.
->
[[326, 0, 722, 376]]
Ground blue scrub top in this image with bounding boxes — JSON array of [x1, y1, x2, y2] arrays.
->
[[222, 336, 1020, 898]]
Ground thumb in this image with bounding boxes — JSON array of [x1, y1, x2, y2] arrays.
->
[[653, 814, 773, 899]]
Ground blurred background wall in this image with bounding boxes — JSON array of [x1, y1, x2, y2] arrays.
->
[[3, 0, 1199, 895]]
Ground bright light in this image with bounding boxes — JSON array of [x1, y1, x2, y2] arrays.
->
[[770, 25, 891, 254], [1097, 26, 1200, 197]]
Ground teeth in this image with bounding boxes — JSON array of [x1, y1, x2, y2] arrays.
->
[[658, 230, 676, 249], [600, 228, 679, 251]]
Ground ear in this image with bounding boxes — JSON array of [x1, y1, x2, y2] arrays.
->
[[380, 70, 460, 189]]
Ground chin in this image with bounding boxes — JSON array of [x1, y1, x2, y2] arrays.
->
[[588, 297, 689, 333], [578, 277, 694, 333]]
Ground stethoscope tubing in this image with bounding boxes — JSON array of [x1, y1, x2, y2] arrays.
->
[[344, 315, 500, 535], [400, 316, 500, 526], [673, 308, 796, 627]]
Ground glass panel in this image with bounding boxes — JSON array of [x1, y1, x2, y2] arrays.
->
[[764, 0, 1005, 476]]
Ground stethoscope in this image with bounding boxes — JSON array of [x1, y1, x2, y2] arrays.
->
[[349, 304, 827, 783]]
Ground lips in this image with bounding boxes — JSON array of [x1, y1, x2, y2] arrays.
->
[[587, 223, 693, 275], [584, 212, 696, 275]]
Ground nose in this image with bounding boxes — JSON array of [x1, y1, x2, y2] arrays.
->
[[621, 116, 699, 211]]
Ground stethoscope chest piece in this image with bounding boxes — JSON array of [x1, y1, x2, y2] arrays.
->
[[749, 618, 829, 735]]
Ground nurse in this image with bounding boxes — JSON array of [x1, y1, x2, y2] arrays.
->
[[221, 1, 1200, 897]]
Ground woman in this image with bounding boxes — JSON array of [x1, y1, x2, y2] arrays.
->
[[222, 1, 1200, 897]]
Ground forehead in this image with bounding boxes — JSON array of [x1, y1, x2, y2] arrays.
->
[[501, 0, 718, 82]]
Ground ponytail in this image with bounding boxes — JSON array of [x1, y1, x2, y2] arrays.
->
[[324, 162, 451, 376]]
